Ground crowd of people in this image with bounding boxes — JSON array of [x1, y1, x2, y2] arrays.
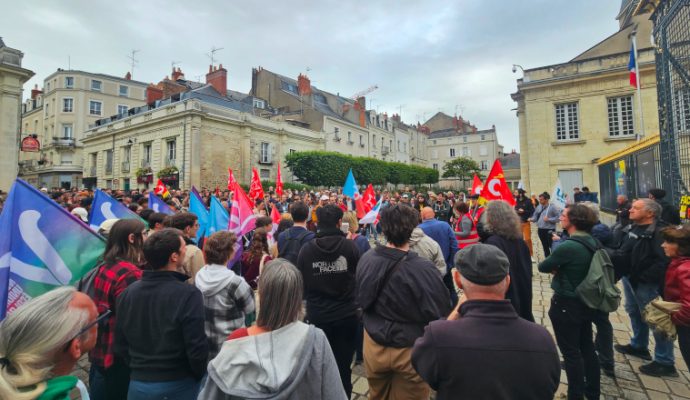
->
[[0, 181, 689, 400]]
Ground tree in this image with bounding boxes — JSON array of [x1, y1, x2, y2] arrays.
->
[[442, 157, 482, 188]]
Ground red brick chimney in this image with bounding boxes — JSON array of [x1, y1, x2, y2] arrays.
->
[[31, 84, 42, 100], [172, 67, 184, 81], [297, 74, 312, 96], [391, 113, 401, 122], [206, 64, 227, 95], [146, 83, 164, 104], [124, 72, 132, 80]]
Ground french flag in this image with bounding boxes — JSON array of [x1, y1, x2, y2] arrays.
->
[[628, 45, 637, 88]]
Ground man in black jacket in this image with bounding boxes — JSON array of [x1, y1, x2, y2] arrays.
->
[[356, 204, 450, 400], [514, 189, 535, 258], [649, 188, 681, 225], [609, 199, 675, 377], [296, 204, 360, 398], [412, 244, 560, 400], [115, 228, 208, 399], [277, 201, 315, 265]]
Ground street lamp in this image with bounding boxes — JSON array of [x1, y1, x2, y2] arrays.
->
[[512, 64, 524, 74]]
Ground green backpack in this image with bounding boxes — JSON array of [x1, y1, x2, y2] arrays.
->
[[567, 236, 622, 313]]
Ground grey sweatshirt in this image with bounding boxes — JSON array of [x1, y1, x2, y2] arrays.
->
[[197, 321, 347, 400], [409, 228, 447, 276]]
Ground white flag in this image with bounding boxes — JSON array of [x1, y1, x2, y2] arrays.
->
[[552, 178, 567, 209], [517, 180, 525, 190]]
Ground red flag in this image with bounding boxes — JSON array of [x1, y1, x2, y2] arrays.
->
[[154, 179, 170, 199], [471, 175, 483, 196], [249, 168, 265, 200], [276, 163, 284, 197], [229, 182, 256, 235], [479, 160, 516, 206], [227, 168, 237, 191], [362, 184, 377, 213], [270, 201, 281, 224]]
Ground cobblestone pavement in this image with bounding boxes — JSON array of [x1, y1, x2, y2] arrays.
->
[[72, 228, 690, 400]]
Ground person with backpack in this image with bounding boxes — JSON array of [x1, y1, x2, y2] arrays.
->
[[538, 204, 601, 400], [277, 201, 315, 265]]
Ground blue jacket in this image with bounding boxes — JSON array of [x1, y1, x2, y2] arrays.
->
[[419, 218, 458, 271]]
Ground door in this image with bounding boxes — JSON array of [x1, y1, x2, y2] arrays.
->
[[558, 170, 583, 204]]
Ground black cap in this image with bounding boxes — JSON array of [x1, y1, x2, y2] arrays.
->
[[454, 244, 510, 285]]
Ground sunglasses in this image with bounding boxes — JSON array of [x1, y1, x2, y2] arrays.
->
[[63, 309, 112, 351]]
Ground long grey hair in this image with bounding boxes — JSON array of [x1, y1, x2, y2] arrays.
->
[[484, 200, 523, 240], [257, 258, 305, 330]]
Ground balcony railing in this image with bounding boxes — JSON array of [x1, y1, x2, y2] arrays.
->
[[164, 158, 176, 168], [52, 136, 76, 148], [121, 161, 130, 172], [382, 146, 390, 155], [141, 160, 151, 168]]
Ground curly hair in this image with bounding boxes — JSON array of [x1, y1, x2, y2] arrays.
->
[[484, 200, 522, 240], [565, 204, 597, 232]]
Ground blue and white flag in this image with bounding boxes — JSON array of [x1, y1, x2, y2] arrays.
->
[[88, 189, 142, 230], [208, 195, 229, 237], [0, 179, 105, 319], [148, 194, 174, 215], [552, 178, 567, 209], [189, 186, 209, 243]]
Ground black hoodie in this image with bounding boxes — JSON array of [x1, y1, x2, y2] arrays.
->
[[296, 228, 360, 325]]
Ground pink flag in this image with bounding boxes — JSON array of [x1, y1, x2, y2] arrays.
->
[[229, 183, 256, 236]]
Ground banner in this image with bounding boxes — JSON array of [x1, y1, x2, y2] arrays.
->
[[148, 195, 174, 215], [89, 189, 142, 231]]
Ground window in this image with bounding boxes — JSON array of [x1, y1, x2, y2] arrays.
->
[[280, 81, 298, 94], [62, 98, 73, 112], [47, 82, 51, 91], [64, 77, 74, 89], [607, 96, 634, 137], [166, 140, 176, 162], [260, 142, 272, 163], [91, 80, 102, 92], [143, 143, 152, 165], [347, 131, 352, 143], [398, 140, 401, 151], [334, 127, 340, 139], [481, 134, 486, 141], [60, 152, 73, 165], [117, 105, 129, 116], [480, 160, 489, 170], [89, 100, 102, 115], [123, 146, 131, 162], [45, 103, 49, 116], [105, 149, 113, 173], [480, 145, 488, 156], [62, 124, 73, 138], [432, 163, 439, 170], [119, 85, 128, 97], [253, 99, 265, 109], [463, 136, 467, 143], [555, 102, 579, 140], [431, 149, 438, 159], [359, 135, 364, 146], [260, 169, 270, 180], [463, 147, 471, 156], [449, 148, 456, 157]]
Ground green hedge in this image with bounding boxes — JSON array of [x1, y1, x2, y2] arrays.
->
[[285, 151, 439, 187], [237, 181, 312, 193]]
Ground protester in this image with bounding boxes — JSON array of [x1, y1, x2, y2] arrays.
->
[[649, 188, 681, 225], [539, 204, 600, 399], [514, 189, 535, 258], [409, 227, 447, 276], [615, 194, 632, 229], [660, 224, 690, 369], [115, 228, 208, 400], [453, 201, 479, 249], [482, 200, 534, 321], [196, 231, 255, 360], [356, 204, 451, 399], [198, 259, 347, 400], [433, 192, 452, 223], [89, 218, 145, 400], [412, 245, 560, 400], [419, 206, 459, 303], [277, 201, 316, 264], [343, 211, 371, 256], [531, 192, 560, 257], [0, 287, 99, 400], [241, 231, 272, 290], [270, 218, 294, 258], [163, 212, 204, 284], [148, 212, 168, 232], [296, 204, 360, 398], [609, 198, 676, 377]]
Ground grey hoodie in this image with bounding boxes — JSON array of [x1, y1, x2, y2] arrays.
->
[[409, 227, 447, 276], [198, 321, 347, 400]]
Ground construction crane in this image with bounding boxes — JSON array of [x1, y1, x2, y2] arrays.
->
[[350, 85, 378, 100]]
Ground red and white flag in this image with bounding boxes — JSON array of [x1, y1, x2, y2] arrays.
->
[[154, 179, 170, 199], [227, 168, 237, 191], [249, 167, 264, 201], [362, 184, 377, 213], [479, 160, 516, 206], [276, 163, 284, 197], [471, 175, 483, 196], [229, 182, 256, 236]]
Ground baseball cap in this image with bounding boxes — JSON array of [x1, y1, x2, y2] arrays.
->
[[454, 244, 510, 285], [98, 219, 120, 237], [320, 194, 329, 201], [71, 207, 88, 223]]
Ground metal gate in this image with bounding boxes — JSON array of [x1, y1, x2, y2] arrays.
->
[[654, 0, 690, 206]]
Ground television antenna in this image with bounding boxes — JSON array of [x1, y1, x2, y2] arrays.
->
[[207, 46, 224, 67], [127, 50, 139, 78]]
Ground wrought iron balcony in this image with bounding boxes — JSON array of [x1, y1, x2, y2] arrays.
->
[[52, 136, 76, 148]]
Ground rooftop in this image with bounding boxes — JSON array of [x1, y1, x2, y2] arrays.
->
[[43, 69, 149, 87]]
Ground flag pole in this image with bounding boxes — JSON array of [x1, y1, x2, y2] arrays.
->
[[632, 32, 645, 141]]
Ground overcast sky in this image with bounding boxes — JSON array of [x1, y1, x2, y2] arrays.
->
[[2, 0, 624, 152]]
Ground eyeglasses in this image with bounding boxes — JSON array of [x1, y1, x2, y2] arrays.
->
[[63, 309, 111, 351]]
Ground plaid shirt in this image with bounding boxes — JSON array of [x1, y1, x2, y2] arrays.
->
[[89, 260, 142, 368]]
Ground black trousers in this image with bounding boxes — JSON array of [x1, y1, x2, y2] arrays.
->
[[678, 325, 690, 371], [538, 228, 553, 257], [316, 315, 359, 398], [593, 310, 614, 368], [549, 295, 600, 400]]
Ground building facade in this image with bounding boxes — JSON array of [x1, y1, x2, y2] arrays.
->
[[19, 70, 147, 189], [512, 4, 658, 201], [0, 38, 34, 192]]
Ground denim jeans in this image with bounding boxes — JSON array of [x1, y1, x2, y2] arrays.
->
[[89, 365, 105, 400], [89, 361, 129, 400], [621, 276, 675, 365], [128, 378, 200, 400]]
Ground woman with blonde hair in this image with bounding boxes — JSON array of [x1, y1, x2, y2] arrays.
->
[[482, 200, 534, 321], [342, 211, 371, 256]]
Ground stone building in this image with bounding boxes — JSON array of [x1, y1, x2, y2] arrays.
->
[[0, 38, 33, 192], [18, 69, 148, 189], [424, 112, 504, 189], [498, 150, 521, 191], [512, 1, 658, 201]]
